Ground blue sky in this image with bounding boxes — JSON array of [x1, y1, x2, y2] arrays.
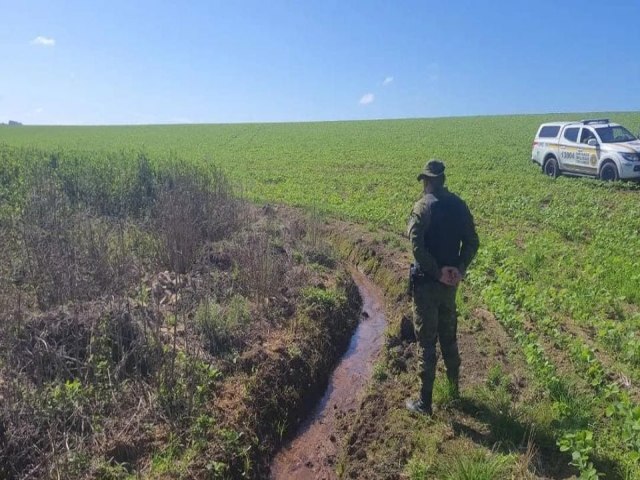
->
[[1, 0, 639, 125]]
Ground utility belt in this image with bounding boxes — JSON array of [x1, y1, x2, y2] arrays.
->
[[408, 263, 429, 297]]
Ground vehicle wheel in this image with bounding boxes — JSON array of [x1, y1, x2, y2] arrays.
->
[[600, 161, 619, 181], [543, 157, 559, 178]]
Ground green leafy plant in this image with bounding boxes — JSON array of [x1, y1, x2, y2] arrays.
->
[[558, 430, 600, 479]]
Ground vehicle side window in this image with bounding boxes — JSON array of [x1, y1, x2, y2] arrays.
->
[[580, 128, 595, 144], [539, 126, 560, 138], [563, 127, 579, 143]]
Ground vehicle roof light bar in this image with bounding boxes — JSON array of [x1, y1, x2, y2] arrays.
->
[[581, 119, 609, 125]]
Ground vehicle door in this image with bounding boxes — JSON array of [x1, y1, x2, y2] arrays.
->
[[577, 127, 600, 174], [558, 126, 581, 172]]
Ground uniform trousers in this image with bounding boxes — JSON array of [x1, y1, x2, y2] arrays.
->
[[412, 280, 461, 403]]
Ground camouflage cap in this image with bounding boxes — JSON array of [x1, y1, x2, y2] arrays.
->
[[417, 159, 445, 181]]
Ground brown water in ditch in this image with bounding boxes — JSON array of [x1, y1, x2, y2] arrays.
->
[[270, 268, 387, 480]]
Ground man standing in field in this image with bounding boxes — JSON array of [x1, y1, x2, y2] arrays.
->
[[406, 160, 479, 415]]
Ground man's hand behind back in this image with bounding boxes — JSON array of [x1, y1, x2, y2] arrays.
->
[[439, 266, 462, 287]]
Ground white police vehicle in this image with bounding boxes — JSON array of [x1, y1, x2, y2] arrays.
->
[[531, 119, 640, 181]]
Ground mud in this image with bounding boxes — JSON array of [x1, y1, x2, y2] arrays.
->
[[270, 267, 387, 480]]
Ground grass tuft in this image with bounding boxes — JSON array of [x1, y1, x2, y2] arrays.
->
[[440, 450, 514, 480]]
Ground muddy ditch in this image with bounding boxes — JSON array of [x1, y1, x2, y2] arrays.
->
[[270, 267, 387, 480], [0, 196, 373, 479]]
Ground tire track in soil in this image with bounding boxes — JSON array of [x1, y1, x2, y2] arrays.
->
[[270, 267, 387, 480]]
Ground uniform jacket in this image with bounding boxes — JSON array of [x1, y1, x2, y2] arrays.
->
[[408, 187, 479, 281]]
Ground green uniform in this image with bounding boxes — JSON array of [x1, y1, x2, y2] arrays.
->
[[408, 187, 479, 407]]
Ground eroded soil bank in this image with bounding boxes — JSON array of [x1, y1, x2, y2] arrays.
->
[[0, 187, 364, 480], [270, 268, 387, 480]]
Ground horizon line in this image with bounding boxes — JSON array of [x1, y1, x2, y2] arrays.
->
[[2, 109, 639, 128]]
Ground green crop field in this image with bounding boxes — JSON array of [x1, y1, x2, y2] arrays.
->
[[2, 112, 640, 478]]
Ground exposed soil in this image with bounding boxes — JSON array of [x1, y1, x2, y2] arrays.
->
[[270, 267, 387, 480]]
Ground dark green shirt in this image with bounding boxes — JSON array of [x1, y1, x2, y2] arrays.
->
[[408, 187, 479, 280]]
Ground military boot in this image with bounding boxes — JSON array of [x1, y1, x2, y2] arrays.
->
[[405, 398, 433, 416], [405, 388, 433, 416]]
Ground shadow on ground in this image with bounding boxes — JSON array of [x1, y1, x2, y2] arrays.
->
[[455, 396, 625, 480]]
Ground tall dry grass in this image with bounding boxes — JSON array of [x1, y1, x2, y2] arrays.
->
[[0, 152, 248, 479]]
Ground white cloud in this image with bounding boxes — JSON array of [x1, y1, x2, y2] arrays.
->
[[34, 107, 44, 114], [31, 36, 55, 47], [382, 76, 394, 86], [359, 93, 375, 105]]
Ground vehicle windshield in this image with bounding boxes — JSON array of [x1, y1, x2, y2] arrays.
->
[[595, 126, 637, 143]]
